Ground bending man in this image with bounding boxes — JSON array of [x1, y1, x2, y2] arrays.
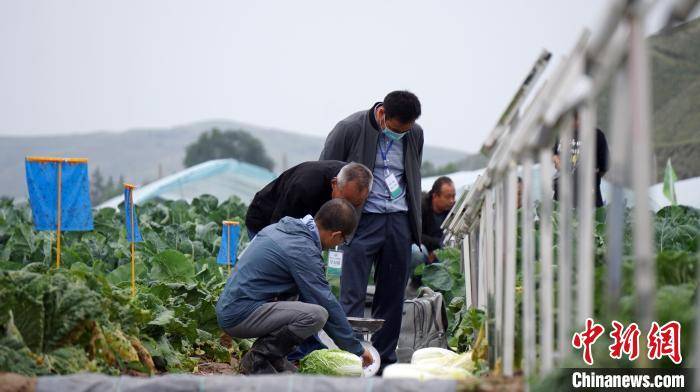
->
[[245, 161, 373, 238], [216, 199, 372, 374]]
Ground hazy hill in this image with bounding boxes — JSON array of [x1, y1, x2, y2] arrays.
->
[[598, 17, 700, 181], [0, 120, 480, 198]]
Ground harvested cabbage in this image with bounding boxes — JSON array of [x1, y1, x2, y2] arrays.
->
[[411, 347, 458, 365], [299, 349, 362, 377], [382, 363, 478, 383], [411, 348, 475, 372]]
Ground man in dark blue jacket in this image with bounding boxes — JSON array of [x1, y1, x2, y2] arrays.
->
[[216, 199, 372, 374]]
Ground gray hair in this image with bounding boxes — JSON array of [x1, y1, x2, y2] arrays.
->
[[337, 162, 373, 191]]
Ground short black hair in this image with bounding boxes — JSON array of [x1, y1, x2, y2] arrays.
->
[[314, 198, 358, 237], [429, 176, 453, 200], [383, 90, 421, 124]]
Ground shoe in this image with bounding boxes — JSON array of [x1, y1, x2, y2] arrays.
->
[[238, 349, 277, 375], [254, 326, 305, 373]]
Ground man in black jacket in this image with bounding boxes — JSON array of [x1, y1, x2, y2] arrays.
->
[[245, 161, 373, 238], [421, 176, 456, 262], [320, 90, 423, 370]]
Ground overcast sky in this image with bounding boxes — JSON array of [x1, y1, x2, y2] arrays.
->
[[0, 0, 689, 152]]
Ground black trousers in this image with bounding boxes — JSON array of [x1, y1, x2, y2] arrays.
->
[[340, 212, 411, 366]]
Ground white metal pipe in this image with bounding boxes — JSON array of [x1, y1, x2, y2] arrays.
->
[[605, 68, 630, 317], [557, 116, 574, 360], [538, 148, 555, 373], [494, 183, 505, 365], [521, 157, 536, 377], [503, 166, 518, 376], [628, 4, 656, 338], [484, 189, 497, 368], [576, 99, 597, 324]]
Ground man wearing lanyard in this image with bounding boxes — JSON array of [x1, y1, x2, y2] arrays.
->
[[320, 91, 423, 372]]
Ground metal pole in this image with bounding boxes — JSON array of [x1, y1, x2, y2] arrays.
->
[[628, 5, 656, 346], [576, 99, 597, 324], [539, 148, 555, 373], [503, 166, 518, 376], [605, 68, 630, 317], [521, 157, 536, 377], [484, 189, 497, 369], [494, 183, 505, 369], [463, 234, 473, 307], [557, 116, 574, 359], [478, 212, 488, 309], [469, 229, 480, 308]]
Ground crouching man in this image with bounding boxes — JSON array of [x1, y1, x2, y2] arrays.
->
[[215, 199, 373, 374]]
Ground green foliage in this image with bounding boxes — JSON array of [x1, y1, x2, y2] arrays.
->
[[0, 195, 250, 376], [413, 247, 484, 353], [655, 205, 699, 253], [183, 128, 275, 170]]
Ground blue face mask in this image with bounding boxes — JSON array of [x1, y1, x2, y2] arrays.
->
[[383, 128, 406, 141], [379, 112, 408, 141]]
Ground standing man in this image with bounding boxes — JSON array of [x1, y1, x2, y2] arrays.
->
[[320, 90, 423, 370], [245, 161, 373, 238], [552, 110, 610, 207], [216, 199, 373, 374]]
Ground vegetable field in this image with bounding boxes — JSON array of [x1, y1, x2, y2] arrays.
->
[[0, 195, 252, 376]]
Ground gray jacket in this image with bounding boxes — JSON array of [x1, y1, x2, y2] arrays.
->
[[319, 106, 424, 244]]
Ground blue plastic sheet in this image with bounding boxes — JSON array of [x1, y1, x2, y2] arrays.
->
[[25, 160, 94, 231], [123, 187, 143, 243], [217, 224, 240, 265]]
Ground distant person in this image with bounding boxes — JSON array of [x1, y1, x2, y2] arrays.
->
[[216, 199, 373, 374], [319, 90, 423, 372], [245, 161, 373, 238], [552, 110, 609, 207], [413, 176, 456, 265]]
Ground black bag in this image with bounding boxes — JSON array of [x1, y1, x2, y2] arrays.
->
[[396, 287, 448, 363]]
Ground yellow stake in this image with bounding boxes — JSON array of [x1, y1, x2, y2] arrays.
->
[[227, 224, 232, 275], [56, 161, 62, 269], [127, 184, 137, 298]]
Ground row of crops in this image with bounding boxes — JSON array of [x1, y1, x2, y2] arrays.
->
[[1, 193, 696, 384], [0, 196, 254, 376], [0, 194, 484, 378]]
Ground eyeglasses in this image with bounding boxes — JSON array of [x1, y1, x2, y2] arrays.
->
[[341, 234, 350, 247]]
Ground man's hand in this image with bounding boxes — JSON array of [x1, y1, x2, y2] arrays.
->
[[427, 251, 437, 264], [360, 348, 373, 368]]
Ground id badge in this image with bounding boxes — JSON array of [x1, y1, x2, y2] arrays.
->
[[385, 173, 402, 199], [327, 249, 343, 277]]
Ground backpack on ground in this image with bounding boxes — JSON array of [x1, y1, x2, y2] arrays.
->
[[396, 287, 448, 363]]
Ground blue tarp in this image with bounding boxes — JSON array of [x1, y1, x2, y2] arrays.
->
[[123, 187, 143, 242], [217, 223, 240, 266], [25, 159, 94, 231]]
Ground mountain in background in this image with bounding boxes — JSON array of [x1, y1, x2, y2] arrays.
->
[[598, 17, 700, 181], [0, 120, 483, 198]]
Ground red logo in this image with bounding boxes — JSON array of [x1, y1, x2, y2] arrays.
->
[[572, 318, 606, 365], [608, 321, 640, 361], [647, 321, 682, 364], [572, 319, 683, 365]]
